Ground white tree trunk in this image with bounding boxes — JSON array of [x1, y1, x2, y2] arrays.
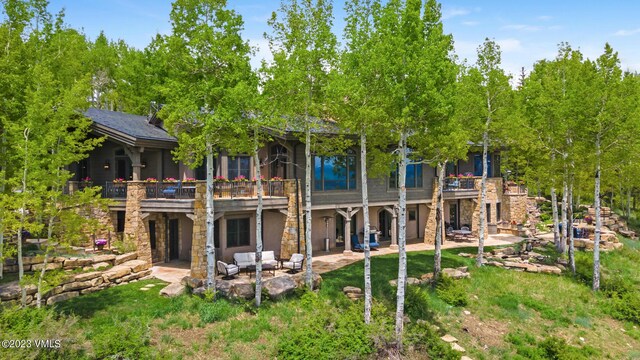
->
[[568, 178, 576, 275], [395, 132, 408, 347], [205, 142, 216, 291], [627, 188, 631, 219], [476, 129, 489, 267], [18, 128, 29, 306], [593, 137, 602, 291], [36, 215, 56, 308], [559, 167, 568, 254], [551, 186, 560, 249], [254, 144, 263, 306], [361, 130, 372, 324], [304, 127, 313, 289], [434, 162, 445, 282]]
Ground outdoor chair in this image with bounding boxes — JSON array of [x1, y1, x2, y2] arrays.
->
[[162, 181, 181, 198], [461, 226, 470, 231], [351, 234, 380, 251], [217, 260, 239, 280], [282, 253, 304, 273]]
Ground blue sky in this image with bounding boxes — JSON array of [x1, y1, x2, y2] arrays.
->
[[44, 0, 640, 78]]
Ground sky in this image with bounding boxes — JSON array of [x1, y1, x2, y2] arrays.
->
[[43, 0, 640, 79]]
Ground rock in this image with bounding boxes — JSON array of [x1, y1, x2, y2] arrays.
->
[[451, 343, 466, 352], [45, 286, 64, 297], [181, 276, 203, 289], [0, 283, 37, 301], [62, 281, 93, 292], [461, 356, 474, 360], [538, 265, 562, 275], [458, 252, 475, 258], [31, 262, 62, 271], [91, 277, 104, 287], [101, 265, 132, 281], [92, 262, 111, 270], [121, 259, 150, 273], [420, 273, 434, 282], [23, 256, 44, 265], [159, 282, 186, 298], [495, 247, 515, 256], [443, 268, 470, 279], [346, 293, 364, 301], [53, 257, 66, 263], [46, 291, 79, 305], [343, 286, 362, 294], [92, 254, 116, 264], [612, 242, 624, 250], [115, 252, 137, 265], [74, 271, 102, 282], [441, 334, 458, 343], [81, 287, 102, 295], [64, 258, 81, 268], [389, 279, 398, 287], [463, 310, 471, 315], [263, 276, 297, 300], [407, 277, 421, 285], [290, 272, 323, 289], [231, 282, 255, 300], [77, 258, 93, 266], [192, 286, 207, 296], [144, 284, 156, 288], [486, 261, 504, 267], [215, 280, 232, 298]]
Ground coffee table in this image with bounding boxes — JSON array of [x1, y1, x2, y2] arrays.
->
[[246, 263, 276, 278]]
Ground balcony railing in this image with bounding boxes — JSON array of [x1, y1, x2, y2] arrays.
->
[[442, 177, 476, 191], [214, 180, 285, 198], [103, 182, 128, 198], [145, 182, 196, 199]]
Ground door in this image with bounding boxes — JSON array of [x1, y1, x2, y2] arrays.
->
[[379, 210, 392, 241], [449, 203, 458, 229], [169, 219, 179, 261]]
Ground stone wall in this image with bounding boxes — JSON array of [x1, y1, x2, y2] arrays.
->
[[124, 181, 151, 264], [0, 252, 151, 307], [502, 193, 528, 224], [423, 182, 439, 244], [279, 180, 306, 260]]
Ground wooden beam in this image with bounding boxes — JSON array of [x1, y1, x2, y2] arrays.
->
[[140, 212, 150, 220], [186, 213, 196, 221]]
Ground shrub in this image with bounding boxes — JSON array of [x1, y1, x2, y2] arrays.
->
[[405, 285, 432, 320], [436, 275, 468, 307], [198, 298, 237, 324], [506, 331, 599, 360], [92, 317, 151, 359], [404, 320, 460, 360], [608, 292, 640, 325], [573, 252, 593, 285]]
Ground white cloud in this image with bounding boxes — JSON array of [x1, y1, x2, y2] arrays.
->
[[614, 28, 640, 36], [248, 38, 272, 69], [537, 15, 553, 21], [496, 39, 523, 53]]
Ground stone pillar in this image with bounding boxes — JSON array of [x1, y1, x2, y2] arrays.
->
[[344, 214, 352, 254], [391, 209, 398, 249], [190, 181, 207, 278], [123, 181, 151, 264], [279, 180, 305, 260], [423, 182, 439, 244]]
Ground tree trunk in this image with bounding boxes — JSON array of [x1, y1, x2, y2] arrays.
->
[[304, 127, 313, 289], [593, 137, 601, 291], [551, 186, 560, 249], [568, 177, 576, 275], [559, 167, 568, 254], [37, 212, 56, 308], [361, 130, 372, 324], [395, 132, 408, 347], [205, 142, 216, 291], [254, 143, 263, 307], [433, 162, 445, 283], [627, 188, 631, 219], [476, 129, 489, 267], [18, 128, 29, 306]]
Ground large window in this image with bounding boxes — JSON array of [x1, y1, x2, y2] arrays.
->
[[195, 157, 216, 181], [390, 164, 423, 188], [228, 156, 250, 180], [227, 218, 250, 248], [314, 152, 356, 191], [473, 155, 492, 177]]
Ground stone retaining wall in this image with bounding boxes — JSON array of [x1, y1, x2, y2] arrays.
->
[[0, 252, 151, 307], [2, 252, 139, 273]]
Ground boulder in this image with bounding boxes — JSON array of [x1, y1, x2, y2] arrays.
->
[[62, 281, 93, 292], [64, 258, 81, 268], [101, 265, 132, 281], [290, 272, 323, 289], [77, 258, 94, 267], [343, 286, 362, 295], [23, 256, 44, 265], [441, 334, 458, 343], [537, 265, 562, 275], [263, 276, 297, 300], [53, 257, 66, 263], [442, 268, 470, 279], [46, 291, 79, 305], [407, 277, 421, 285], [181, 276, 203, 289], [91, 277, 104, 287], [80, 287, 101, 295], [346, 292, 364, 301], [421, 273, 434, 282], [159, 282, 186, 298], [451, 343, 466, 352], [92, 262, 111, 270], [74, 271, 102, 282], [91, 254, 116, 264], [192, 286, 207, 296], [215, 280, 232, 298], [231, 282, 255, 300], [121, 259, 149, 273], [31, 262, 62, 271], [115, 252, 137, 265], [486, 261, 504, 267]]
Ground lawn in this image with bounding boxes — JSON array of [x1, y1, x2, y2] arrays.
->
[[2, 239, 640, 359]]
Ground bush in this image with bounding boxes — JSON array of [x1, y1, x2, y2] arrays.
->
[[404, 321, 460, 360], [608, 292, 640, 325], [405, 285, 432, 320], [507, 332, 599, 360], [573, 252, 593, 285], [91, 317, 151, 359], [436, 275, 468, 307], [0, 305, 86, 359]]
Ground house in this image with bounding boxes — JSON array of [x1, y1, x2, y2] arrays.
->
[[71, 107, 527, 279]]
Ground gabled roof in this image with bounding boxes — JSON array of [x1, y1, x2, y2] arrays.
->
[[84, 108, 177, 149]]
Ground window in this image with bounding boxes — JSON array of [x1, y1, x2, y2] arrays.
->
[[227, 218, 250, 248], [195, 157, 215, 181], [473, 155, 492, 177], [149, 220, 156, 250], [493, 155, 501, 177], [409, 209, 417, 221], [228, 156, 250, 180], [486, 204, 491, 223], [314, 151, 356, 191], [496, 203, 501, 222], [390, 164, 423, 188]]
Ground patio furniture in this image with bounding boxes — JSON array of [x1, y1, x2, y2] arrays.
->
[[162, 181, 181, 198], [217, 261, 239, 280], [452, 229, 472, 241], [233, 251, 279, 272], [246, 263, 277, 278], [350, 234, 380, 251], [282, 253, 304, 273]]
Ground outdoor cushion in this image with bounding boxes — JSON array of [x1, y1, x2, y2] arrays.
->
[[261, 251, 278, 267], [351, 234, 379, 251], [217, 261, 239, 279], [282, 253, 304, 272], [233, 252, 255, 269]]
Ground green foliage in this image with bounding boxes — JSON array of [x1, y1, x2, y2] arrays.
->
[[436, 275, 468, 307], [404, 320, 461, 360], [405, 285, 432, 320], [607, 292, 640, 325], [91, 317, 151, 359], [112, 235, 137, 254], [506, 331, 599, 360], [198, 299, 238, 324]]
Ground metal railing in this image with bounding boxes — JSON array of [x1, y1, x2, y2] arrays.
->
[[442, 177, 476, 191], [214, 180, 285, 198], [103, 182, 128, 198], [145, 182, 196, 199]]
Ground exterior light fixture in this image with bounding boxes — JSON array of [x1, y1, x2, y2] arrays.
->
[[103, 160, 110, 170]]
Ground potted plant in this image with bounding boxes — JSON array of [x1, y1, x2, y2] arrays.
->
[[145, 177, 158, 183], [270, 176, 283, 181], [163, 177, 178, 183], [95, 238, 108, 251], [183, 177, 196, 184], [214, 176, 228, 183], [233, 175, 248, 182], [112, 178, 126, 186], [80, 177, 92, 186]]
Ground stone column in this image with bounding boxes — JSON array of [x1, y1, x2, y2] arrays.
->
[[279, 180, 305, 260], [391, 208, 398, 249], [190, 181, 207, 278], [123, 181, 151, 264], [344, 213, 352, 254], [423, 181, 439, 244]]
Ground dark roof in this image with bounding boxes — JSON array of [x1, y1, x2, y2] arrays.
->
[[84, 108, 177, 149]]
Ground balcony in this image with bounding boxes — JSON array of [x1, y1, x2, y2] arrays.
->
[[213, 180, 285, 199], [101, 180, 287, 200], [443, 177, 476, 191]]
